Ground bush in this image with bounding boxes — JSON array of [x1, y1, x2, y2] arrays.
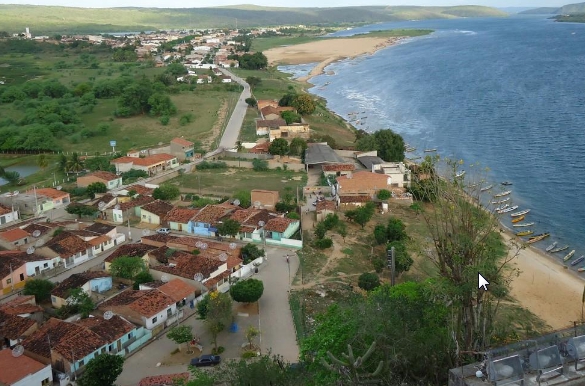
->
[[212, 346, 225, 355], [358, 272, 381, 291], [372, 258, 385, 273], [179, 113, 193, 126], [252, 159, 268, 171], [374, 224, 388, 245], [160, 115, 170, 125], [242, 350, 258, 359], [377, 189, 392, 200], [314, 238, 333, 249], [197, 161, 228, 170]]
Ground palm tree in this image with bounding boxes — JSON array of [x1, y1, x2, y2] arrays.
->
[[236, 141, 244, 153], [37, 154, 49, 171], [58, 154, 68, 173], [66, 153, 84, 175]]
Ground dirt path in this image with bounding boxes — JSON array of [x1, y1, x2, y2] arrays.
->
[[203, 99, 228, 148]]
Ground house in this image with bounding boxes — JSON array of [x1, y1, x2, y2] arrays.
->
[[322, 163, 356, 177], [187, 203, 239, 237], [335, 171, 393, 198], [196, 75, 212, 84], [170, 137, 195, 160], [316, 200, 336, 222], [260, 105, 295, 121], [76, 171, 123, 189], [104, 243, 156, 272], [138, 372, 190, 386], [140, 200, 174, 225], [111, 195, 155, 224], [249, 141, 270, 154], [0, 310, 38, 348], [36, 231, 93, 269], [225, 208, 271, 241], [0, 348, 53, 386], [167, 237, 243, 274], [219, 75, 232, 83], [338, 195, 372, 207], [98, 289, 177, 331], [250, 190, 279, 210], [0, 251, 58, 294], [142, 278, 197, 307], [110, 153, 179, 175], [0, 228, 29, 247], [255, 119, 286, 136], [262, 217, 300, 243], [357, 154, 411, 188], [304, 142, 349, 172], [0, 295, 44, 324], [164, 207, 198, 232], [257, 99, 279, 111], [26, 188, 70, 208], [0, 192, 55, 216], [50, 272, 112, 308], [141, 233, 179, 248], [0, 203, 19, 227], [269, 123, 310, 142]]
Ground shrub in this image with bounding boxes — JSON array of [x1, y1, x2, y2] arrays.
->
[[358, 272, 381, 291], [314, 238, 333, 249], [197, 161, 228, 170], [160, 115, 170, 125], [372, 258, 385, 273], [252, 159, 268, 171], [377, 189, 392, 200]]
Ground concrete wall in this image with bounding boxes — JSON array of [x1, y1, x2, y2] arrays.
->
[[218, 160, 305, 171], [148, 170, 179, 185]]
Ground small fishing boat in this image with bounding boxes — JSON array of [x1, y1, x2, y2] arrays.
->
[[491, 197, 510, 205], [495, 204, 509, 211], [526, 233, 550, 244], [424, 148, 437, 153], [497, 205, 518, 214], [511, 215, 525, 223], [516, 230, 534, 237], [571, 256, 585, 266], [578, 267, 585, 272], [550, 245, 569, 253], [480, 184, 493, 192], [494, 190, 512, 198], [545, 241, 558, 252], [467, 183, 478, 188], [510, 209, 530, 217], [405, 147, 416, 152], [563, 250, 576, 262], [501, 181, 513, 186], [513, 222, 535, 227], [456, 171, 466, 178]]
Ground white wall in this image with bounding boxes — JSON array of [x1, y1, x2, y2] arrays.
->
[[25, 260, 54, 276], [13, 364, 52, 386], [0, 209, 19, 225], [144, 304, 176, 330]]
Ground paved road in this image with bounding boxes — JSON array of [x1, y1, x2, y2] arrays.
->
[[218, 68, 251, 150]]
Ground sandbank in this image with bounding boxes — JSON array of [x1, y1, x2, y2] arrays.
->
[[265, 36, 405, 83]]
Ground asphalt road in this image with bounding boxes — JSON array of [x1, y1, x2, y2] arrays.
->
[[218, 68, 251, 151]]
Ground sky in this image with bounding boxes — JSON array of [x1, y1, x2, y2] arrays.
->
[[0, 0, 571, 8]]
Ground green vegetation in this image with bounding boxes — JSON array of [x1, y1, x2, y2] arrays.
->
[[554, 14, 585, 22], [23, 278, 55, 302], [230, 278, 264, 303], [77, 353, 124, 386], [0, 5, 507, 34]]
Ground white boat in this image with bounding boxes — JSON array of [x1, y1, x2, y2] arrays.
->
[[491, 197, 510, 205], [480, 184, 493, 192], [494, 190, 512, 198], [497, 205, 518, 214], [513, 222, 535, 227], [510, 209, 530, 217], [495, 204, 509, 211], [545, 241, 558, 252], [456, 171, 466, 178], [424, 148, 437, 152]]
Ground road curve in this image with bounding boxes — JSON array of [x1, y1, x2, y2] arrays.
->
[[218, 68, 251, 150]]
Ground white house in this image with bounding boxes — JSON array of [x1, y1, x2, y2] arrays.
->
[[0, 203, 19, 227], [0, 348, 53, 386]]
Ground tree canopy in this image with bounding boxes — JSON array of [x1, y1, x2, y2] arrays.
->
[[66, 203, 98, 218], [109, 256, 147, 279], [153, 184, 180, 200], [77, 353, 125, 386], [23, 278, 55, 302], [292, 94, 316, 115], [355, 129, 405, 162], [216, 219, 241, 237], [358, 272, 381, 291], [269, 138, 289, 156], [230, 278, 264, 303]]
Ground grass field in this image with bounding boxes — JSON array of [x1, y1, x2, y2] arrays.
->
[[168, 168, 307, 196], [251, 35, 324, 52], [239, 107, 261, 142]]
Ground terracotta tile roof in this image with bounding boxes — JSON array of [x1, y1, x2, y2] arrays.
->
[[26, 187, 69, 200], [88, 235, 111, 246], [0, 348, 47, 385], [0, 251, 51, 279], [264, 217, 297, 233], [256, 119, 286, 128], [157, 279, 197, 302], [148, 246, 188, 264], [23, 318, 107, 362], [119, 196, 155, 211], [112, 153, 176, 167], [316, 200, 336, 212], [44, 231, 91, 257], [83, 171, 119, 182], [127, 184, 154, 196], [336, 171, 389, 193], [100, 290, 174, 318], [0, 296, 43, 316], [153, 254, 223, 282], [51, 272, 111, 299], [141, 200, 173, 218], [191, 204, 235, 224], [0, 311, 37, 340], [91, 193, 116, 208], [74, 315, 134, 342], [323, 163, 355, 172], [250, 190, 279, 207], [84, 223, 116, 235], [261, 105, 295, 117], [171, 137, 194, 147], [141, 280, 165, 288], [204, 270, 230, 289], [68, 229, 101, 238], [0, 228, 29, 242], [104, 243, 156, 263], [0, 203, 12, 216], [21, 223, 51, 237], [164, 207, 198, 224], [138, 372, 190, 386], [339, 195, 372, 203], [250, 142, 270, 153]]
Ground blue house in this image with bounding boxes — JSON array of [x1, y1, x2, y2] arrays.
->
[[50, 272, 112, 308], [261, 217, 301, 248], [187, 204, 237, 237]]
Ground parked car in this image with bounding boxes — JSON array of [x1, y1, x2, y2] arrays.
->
[[156, 228, 171, 235], [190, 355, 221, 367]]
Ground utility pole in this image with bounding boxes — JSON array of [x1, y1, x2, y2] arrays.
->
[[387, 247, 395, 286], [127, 218, 132, 241]]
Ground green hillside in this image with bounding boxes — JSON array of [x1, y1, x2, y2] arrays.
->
[[521, 2, 585, 15], [0, 4, 507, 34], [519, 7, 560, 14]]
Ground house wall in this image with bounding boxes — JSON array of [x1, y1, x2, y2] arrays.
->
[[282, 221, 300, 239], [169, 221, 188, 232], [112, 162, 133, 174], [12, 363, 52, 386], [141, 210, 161, 225], [1, 264, 27, 294], [63, 249, 90, 269], [0, 209, 18, 225], [264, 238, 303, 249], [25, 260, 55, 277], [77, 176, 122, 189], [316, 209, 335, 222], [88, 277, 113, 293], [144, 303, 176, 330], [188, 221, 214, 237]]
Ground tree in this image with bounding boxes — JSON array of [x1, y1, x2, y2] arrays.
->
[[109, 256, 146, 279], [196, 295, 209, 319], [217, 219, 241, 237], [66, 203, 98, 218], [292, 94, 316, 115], [355, 129, 405, 162], [373, 224, 387, 245], [386, 217, 406, 242], [230, 278, 264, 303], [167, 325, 194, 352], [148, 93, 177, 116], [165, 62, 188, 76], [67, 288, 95, 318], [84, 156, 113, 172], [206, 291, 233, 351], [23, 278, 55, 302], [321, 341, 384, 385], [241, 243, 264, 264], [358, 272, 381, 292], [133, 271, 154, 290], [377, 189, 391, 200], [252, 158, 268, 171], [269, 138, 289, 156], [245, 97, 257, 107], [278, 92, 297, 107], [66, 152, 84, 174], [86, 182, 107, 199], [336, 222, 348, 243], [37, 154, 49, 170], [281, 110, 301, 124], [77, 353, 124, 386], [153, 184, 180, 200], [236, 141, 244, 152], [58, 153, 68, 172], [289, 138, 307, 157], [314, 222, 327, 239], [2, 171, 20, 184], [233, 190, 251, 208], [245, 325, 259, 349], [245, 76, 261, 89], [344, 203, 375, 229], [387, 241, 413, 275]]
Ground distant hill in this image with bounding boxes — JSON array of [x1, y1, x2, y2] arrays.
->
[[499, 7, 538, 14], [520, 2, 585, 15], [0, 4, 508, 34], [519, 7, 560, 14]]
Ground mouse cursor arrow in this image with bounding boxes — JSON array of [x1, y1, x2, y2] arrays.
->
[[478, 272, 489, 291]]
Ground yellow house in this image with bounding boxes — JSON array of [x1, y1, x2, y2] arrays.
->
[[104, 243, 157, 272], [269, 123, 310, 142]]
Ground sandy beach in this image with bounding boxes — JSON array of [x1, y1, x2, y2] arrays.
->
[[264, 36, 405, 83]]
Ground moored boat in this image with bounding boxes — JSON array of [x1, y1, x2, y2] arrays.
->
[[563, 250, 576, 262], [491, 197, 510, 205], [494, 190, 512, 198], [511, 215, 525, 223], [480, 184, 493, 192], [516, 230, 533, 237], [550, 245, 569, 253], [545, 241, 558, 252], [513, 222, 535, 227], [495, 204, 509, 211], [497, 205, 518, 214], [456, 171, 466, 178], [578, 267, 585, 272], [501, 181, 513, 186], [526, 233, 550, 244], [424, 148, 437, 152], [571, 256, 585, 266], [510, 209, 530, 217]]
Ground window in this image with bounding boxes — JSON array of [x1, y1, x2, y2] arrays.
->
[[19, 273, 24, 281], [167, 308, 172, 317], [109, 344, 114, 351], [152, 316, 158, 324], [142, 214, 147, 219], [127, 332, 133, 339], [44, 263, 48, 268], [51, 296, 56, 302], [6, 278, 11, 284], [79, 359, 84, 366]]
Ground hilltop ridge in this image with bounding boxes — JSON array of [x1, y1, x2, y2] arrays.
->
[[520, 1, 585, 14]]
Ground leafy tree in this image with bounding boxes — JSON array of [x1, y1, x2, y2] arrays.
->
[[206, 291, 233, 350], [314, 222, 327, 240], [196, 295, 209, 319], [233, 190, 251, 208], [373, 224, 387, 245], [269, 138, 289, 156], [2, 171, 20, 184], [355, 129, 405, 162], [58, 153, 68, 172], [148, 93, 177, 116], [252, 159, 268, 171], [387, 241, 413, 275], [241, 243, 264, 264], [84, 156, 113, 172], [86, 181, 107, 199], [66, 152, 84, 174], [116, 77, 153, 116], [66, 203, 98, 218], [77, 353, 124, 386], [281, 110, 301, 124], [230, 279, 264, 303], [314, 238, 333, 249], [245, 325, 260, 349], [217, 219, 241, 237], [23, 278, 55, 302], [245, 76, 262, 89], [237, 52, 268, 70], [109, 256, 146, 279], [386, 217, 406, 242], [165, 62, 188, 76], [278, 92, 297, 107], [377, 189, 391, 200], [336, 222, 348, 243], [344, 203, 375, 229], [292, 94, 316, 115], [358, 272, 381, 291], [133, 271, 154, 289], [167, 325, 194, 352], [153, 184, 180, 200], [245, 97, 257, 107], [67, 288, 95, 318], [37, 154, 49, 170], [289, 138, 307, 157]]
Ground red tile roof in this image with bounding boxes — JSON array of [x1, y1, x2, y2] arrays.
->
[[203, 270, 231, 289], [0, 311, 37, 340], [164, 207, 198, 224], [0, 348, 48, 385], [127, 184, 154, 196], [141, 200, 173, 218], [84, 223, 116, 235], [0, 296, 43, 315], [153, 254, 223, 282], [138, 372, 190, 386], [322, 163, 355, 172], [339, 195, 372, 203], [256, 119, 286, 129], [0, 251, 51, 279], [0, 203, 12, 216], [26, 188, 69, 200], [157, 279, 197, 302], [171, 137, 194, 147], [74, 315, 134, 342], [316, 200, 336, 212], [264, 217, 297, 233], [111, 153, 176, 167], [51, 272, 111, 299], [141, 233, 179, 245], [44, 231, 91, 257], [0, 228, 29, 242], [21, 223, 51, 237], [119, 196, 155, 211], [336, 171, 389, 193], [104, 243, 156, 263], [82, 171, 119, 182], [100, 290, 174, 318], [190, 204, 235, 224]]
